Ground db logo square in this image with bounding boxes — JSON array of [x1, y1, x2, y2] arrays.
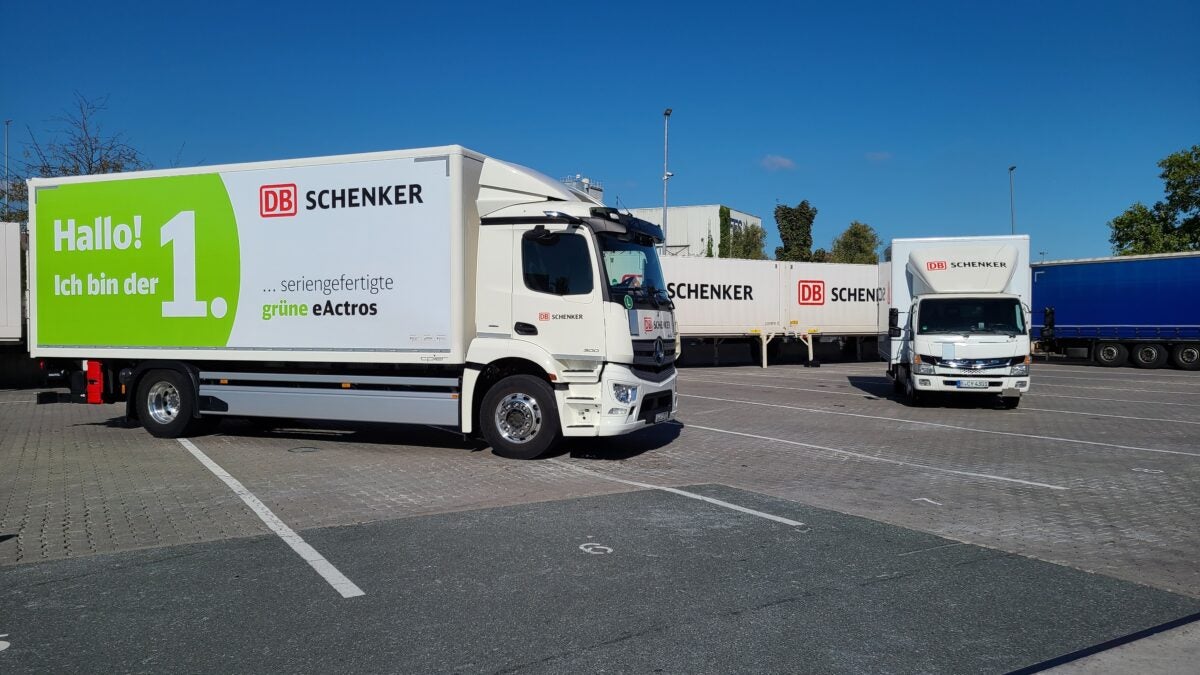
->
[[643, 317, 654, 333], [798, 280, 825, 305], [927, 260, 947, 271], [260, 184, 297, 218], [538, 312, 550, 321]]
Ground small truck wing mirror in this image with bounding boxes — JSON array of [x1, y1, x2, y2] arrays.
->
[[888, 308, 899, 328]]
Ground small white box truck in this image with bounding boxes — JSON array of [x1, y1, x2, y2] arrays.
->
[[28, 146, 678, 458], [878, 235, 1032, 408]]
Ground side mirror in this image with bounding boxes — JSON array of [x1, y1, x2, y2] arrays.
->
[[889, 326, 902, 338], [1043, 307, 1055, 330], [888, 307, 899, 329]]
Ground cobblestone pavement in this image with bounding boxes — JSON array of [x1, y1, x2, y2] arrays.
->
[[2, 359, 1198, 599]]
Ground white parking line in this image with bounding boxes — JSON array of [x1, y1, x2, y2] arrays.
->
[[549, 460, 805, 527], [177, 438, 365, 599], [682, 371, 1200, 409], [1021, 407, 1200, 426], [1035, 373, 1200, 387], [681, 393, 1200, 459], [684, 424, 1069, 490], [1034, 381, 1197, 395], [1026, 392, 1200, 408]]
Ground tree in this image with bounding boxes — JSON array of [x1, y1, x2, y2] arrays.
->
[[1109, 145, 1200, 255], [830, 221, 882, 264], [810, 248, 830, 263], [705, 228, 714, 257], [774, 200, 817, 261], [1, 93, 149, 222], [718, 206, 732, 258], [729, 221, 768, 260]]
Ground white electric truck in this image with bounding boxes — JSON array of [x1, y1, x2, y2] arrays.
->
[[27, 145, 678, 458], [879, 235, 1032, 408]]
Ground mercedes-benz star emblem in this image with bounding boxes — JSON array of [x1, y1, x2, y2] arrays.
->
[[653, 337, 665, 365]]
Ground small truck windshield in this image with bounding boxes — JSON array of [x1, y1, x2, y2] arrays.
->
[[918, 298, 1025, 335]]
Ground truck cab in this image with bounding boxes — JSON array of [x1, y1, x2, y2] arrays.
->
[[881, 237, 1032, 408]]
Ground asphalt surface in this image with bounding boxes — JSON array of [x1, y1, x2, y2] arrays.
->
[[4, 486, 1197, 674], [1, 357, 1199, 673]]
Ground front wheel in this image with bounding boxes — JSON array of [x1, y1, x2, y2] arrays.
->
[[1001, 396, 1020, 410], [902, 367, 923, 407], [480, 374, 562, 460], [136, 369, 200, 438]]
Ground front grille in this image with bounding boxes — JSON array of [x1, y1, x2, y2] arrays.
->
[[632, 338, 677, 367], [637, 391, 674, 423]]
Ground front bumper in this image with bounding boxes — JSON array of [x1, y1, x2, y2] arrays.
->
[[558, 363, 678, 437], [911, 370, 1030, 395]]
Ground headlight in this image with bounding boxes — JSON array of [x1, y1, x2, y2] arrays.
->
[[913, 362, 935, 375], [612, 383, 639, 405], [1010, 364, 1029, 376]]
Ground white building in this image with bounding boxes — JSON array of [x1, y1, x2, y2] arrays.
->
[[627, 205, 762, 257]]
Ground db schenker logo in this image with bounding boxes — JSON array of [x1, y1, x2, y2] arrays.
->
[[643, 316, 655, 333], [798, 280, 825, 305], [260, 184, 297, 218], [926, 260, 948, 271]]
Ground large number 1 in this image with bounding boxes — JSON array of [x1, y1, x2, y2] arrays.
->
[[160, 211, 207, 318]]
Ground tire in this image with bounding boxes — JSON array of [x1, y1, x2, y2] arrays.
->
[[892, 370, 904, 396], [1171, 343, 1200, 371], [1093, 342, 1128, 367], [136, 369, 199, 438], [1001, 396, 1020, 410], [902, 367, 924, 407], [1130, 343, 1168, 369], [480, 374, 562, 460]]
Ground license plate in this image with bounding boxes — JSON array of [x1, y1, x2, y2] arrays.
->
[[957, 380, 989, 389], [654, 411, 669, 423]]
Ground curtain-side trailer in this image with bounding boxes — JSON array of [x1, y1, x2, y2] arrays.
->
[[1033, 252, 1200, 369]]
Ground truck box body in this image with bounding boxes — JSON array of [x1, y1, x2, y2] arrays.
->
[[661, 257, 879, 337], [1, 222, 20, 343], [29, 148, 476, 363], [879, 235, 1032, 405], [1032, 252, 1200, 368]]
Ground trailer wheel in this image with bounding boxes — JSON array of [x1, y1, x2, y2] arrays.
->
[[1171, 343, 1200, 371], [136, 369, 199, 438], [1093, 342, 1127, 367], [480, 374, 562, 460], [1130, 343, 1168, 369]]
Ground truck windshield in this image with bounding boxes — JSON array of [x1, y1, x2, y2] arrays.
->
[[917, 298, 1025, 335], [598, 234, 669, 306]]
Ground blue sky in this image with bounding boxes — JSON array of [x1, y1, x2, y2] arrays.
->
[[6, 1, 1197, 259]]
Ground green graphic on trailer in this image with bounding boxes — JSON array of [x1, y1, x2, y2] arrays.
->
[[35, 174, 240, 347]]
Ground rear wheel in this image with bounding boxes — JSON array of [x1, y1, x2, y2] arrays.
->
[[1130, 343, 1168, 369], [480, 374, 562, 460], [1093, 342, 1128, 367], [1171, 343, 1200, 371], [136, 369, 200, 438]]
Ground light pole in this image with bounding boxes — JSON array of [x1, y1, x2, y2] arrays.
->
[[1008, 165, 1017, 234], [3, 120, 10, 220], [662, 108, 673, 245]]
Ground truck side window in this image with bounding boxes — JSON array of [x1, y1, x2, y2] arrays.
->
[[522, 234, 593, 296]]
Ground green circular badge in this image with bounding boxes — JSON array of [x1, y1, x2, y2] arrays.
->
[[623, 294, 634, 310]]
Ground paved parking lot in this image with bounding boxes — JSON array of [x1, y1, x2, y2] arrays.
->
[[2, 359, 1198, 672]]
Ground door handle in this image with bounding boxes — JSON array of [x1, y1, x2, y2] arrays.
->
[[514, 322, 538, 336]]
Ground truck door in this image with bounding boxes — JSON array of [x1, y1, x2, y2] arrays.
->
[[510, 227, 605, 362]]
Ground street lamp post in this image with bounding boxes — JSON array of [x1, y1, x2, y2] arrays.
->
[[1008, 165, 1017, 235], [3, 120, 11, 220], [662, 108, 672, 246]]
